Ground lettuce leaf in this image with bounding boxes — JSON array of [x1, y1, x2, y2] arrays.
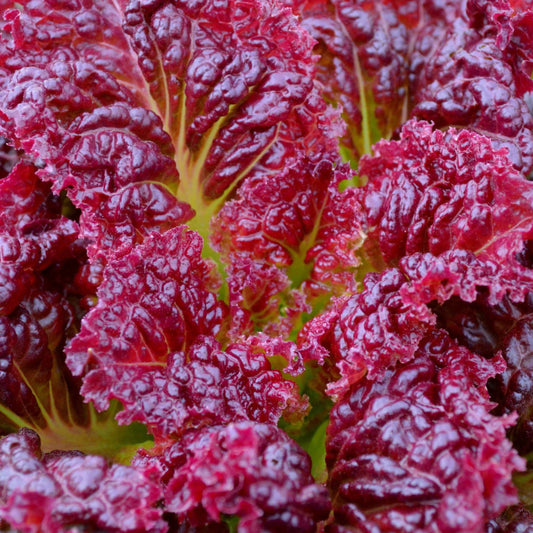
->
[[212, 156, 364, 338], [326, 329, 524, 532], [0, 0, 344, 259], [0, 428, 166, 532]]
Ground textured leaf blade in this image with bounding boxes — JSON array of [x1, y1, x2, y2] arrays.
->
[[325, 330, 524, 532]]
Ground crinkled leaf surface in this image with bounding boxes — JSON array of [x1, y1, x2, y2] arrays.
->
[[358, 120, 533, 268], [162, 422, 331, 532], [2, 0, 533, 531], [0, 162, 79, 315], [299, 267, 436, 394], [490, 318, 533, 457], [0, 0, 344, 259], [410, 0, 533, 177], [212, 156, 364, 338], [0, 161, 79, 432], [0, 0, 193, 260], [301, 246, 533, 401], [66, 226, 227, 410], [0, 293, 70, 430], [0, 161, 153, 459], [0, 288, 151, 459], [399, 250, 533, 314], [81, 335, 307, 442], [288, 0, 423, 161], [0, 428, 166, 533], [293, 0, 533, 173], [122, 0, 343, 213], [325, 330, 524, 533], [66, 226, 307, 447]]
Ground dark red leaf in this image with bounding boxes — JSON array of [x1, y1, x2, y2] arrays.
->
[[0, 428, 166, 533], [299, 267, 435, 395], [289, 0, 423, 160], [66, 226, 227, 411], [81, 336, 307, 441], [326, 330, 523, 533], [0, 0, 344, 259], [212, 156, 364, 338], [163, 422, 330, 532], [358, 120, 533, 268], [410, 0, 533, 177], [489, 318, 533, 457]]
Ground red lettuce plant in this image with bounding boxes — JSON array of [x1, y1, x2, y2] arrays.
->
[[1, 0, 533, 531]]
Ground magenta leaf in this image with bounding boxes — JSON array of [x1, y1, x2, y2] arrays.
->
[[81, 335, 307, 442], [78, 181, 192, 260], [0, 161, 80, 431], [299, 247, 533, 400], [400, 250, 533, 310], [67, 227, 309, 441], [0, 296, 65, 429], [358, 120, 533, 268], [428, 293, 531, 361], [489, 317, 533, 458], [294, 0, 533, 173], [0, 275, 153, 461], [0, 428, 167, 533], [212, 155, 364, 338], [122, 0, 343, 210], [325, 329, 524, 532], [0, 0, 344, 258], [221, 256, 311, 339], [299, 267, 436, 394], [66, 226, 227, 409], [4, 0, 533, 530], [0, 162, 79, 314], [0, 0, 192, 260], [289, 0, 424, 160], [410, 0, 533, 177], [163, 422, 330, 532], [0, 159, 152, 459]]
